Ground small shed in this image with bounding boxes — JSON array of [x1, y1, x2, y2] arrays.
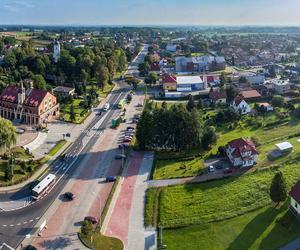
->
[[275, 142, 293, 152]]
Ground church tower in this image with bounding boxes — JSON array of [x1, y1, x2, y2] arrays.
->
[[53, 40, 61, 63], [18, 80, 26, 105]]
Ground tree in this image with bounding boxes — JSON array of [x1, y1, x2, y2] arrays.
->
[[70, 104, 76, 122], [201, 126, 217, 150], [197, 99, 203, 109], [145, 72, 158, 85], [226, 85, 237, 103], [96, 65, 110, 90], [0, 117, 17, 154], [136, 110, 154, 150], [32, 74, 47, 90], [220, 72, 228, 86], [271, 95, 284, 107], [186, 95, 196, 112], [81, 219, 93, 236], [138, 62, 149, 76], [270, 171, 287, 205]]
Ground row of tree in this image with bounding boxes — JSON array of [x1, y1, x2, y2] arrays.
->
[[136, 103, 216, 151]]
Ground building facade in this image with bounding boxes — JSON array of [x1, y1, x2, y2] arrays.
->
[[226, 138, 258, 167], [0, 83, 60, 126]]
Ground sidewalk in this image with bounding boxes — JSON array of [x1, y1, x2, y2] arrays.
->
[[0, 86, 118, 194]]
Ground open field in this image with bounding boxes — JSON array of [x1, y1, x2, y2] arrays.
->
[[146, 161, 300, 228], [152, 106, 300, 179], [162, 204, 300, 250]]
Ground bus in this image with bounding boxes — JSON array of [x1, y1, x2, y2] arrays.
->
[[118, 99, 127, 109], [32, 174, 56, 200]]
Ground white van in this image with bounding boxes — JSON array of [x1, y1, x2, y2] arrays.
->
[[103, 103, 110, 111]]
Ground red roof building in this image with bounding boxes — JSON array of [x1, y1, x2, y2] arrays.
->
[[209, 88, 227, 103], [290, 181, 300, 219], [226, 138, 258, 167], [0, 82, 60, 126], [150, 62, 161, 71]]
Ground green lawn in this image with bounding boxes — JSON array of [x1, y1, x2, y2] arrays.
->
[[48, 139, 67, 157], [61, 98, 90, 124], [153, 111, 300, 180], [162, 204, 300, 250], [146, 162, 300, 228]]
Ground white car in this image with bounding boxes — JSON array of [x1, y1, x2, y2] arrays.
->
[[103, 103, 110, 111], [208, 165, 215, 173]]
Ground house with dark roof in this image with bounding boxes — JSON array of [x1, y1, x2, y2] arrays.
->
[[209, 88, 227, 104], [226, 138, 258, 167], [0, 82, 59, 126], [53, 86, 75, 97], [289, 181, 300, 219]]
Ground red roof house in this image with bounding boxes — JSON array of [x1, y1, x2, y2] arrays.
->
[[226, 138, 258, 167]]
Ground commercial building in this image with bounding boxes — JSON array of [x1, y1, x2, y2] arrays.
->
[[162, 74, 207, 92]]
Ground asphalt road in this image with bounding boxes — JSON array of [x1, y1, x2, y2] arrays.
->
[[0, 87, 128, 248]]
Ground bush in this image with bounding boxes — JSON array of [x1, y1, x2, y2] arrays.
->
[[27, 165, 33, 173], [81, 220, 93, 236]]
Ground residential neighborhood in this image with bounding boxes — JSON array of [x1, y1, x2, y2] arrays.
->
[[2, 2, 300, 250]]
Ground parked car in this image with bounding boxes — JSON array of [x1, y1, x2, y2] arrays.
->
[[208, 165, 215, 173], [84, 216, 98, 225], [105, 176, 116, 182], [115, 154, 126, 160], [126, 126, 135, 131], [123, 138, 131, 143], [223, 168, 233, 174], [66, 133, 71, 137], [64, 192, 75, 201], [103, 103, 110, 111], [97, 111, 102, 116]]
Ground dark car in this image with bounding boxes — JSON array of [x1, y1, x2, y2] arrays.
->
[[123, 138, 131, 143], [84, 216, 98, 225], [105, 176, 116, 182], [223, 168, 233, 174], [64, 192, 75, 200], [66, 133, 71, 137], [126, 126, 135, 131], [97, 111, 102, 116], [115, 154, 126, 160]]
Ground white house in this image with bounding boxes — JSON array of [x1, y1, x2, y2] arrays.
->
[[231, 95, 251, 114], [226, 138, 259, 168], [290, 181, 300, 219], [271, 79, 291, 94]]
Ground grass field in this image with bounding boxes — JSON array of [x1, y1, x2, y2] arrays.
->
[[48, 140, 67, 157], [162, 204, 300, 250], [153, 109, 300, 179], [146, 162, 300, 228]]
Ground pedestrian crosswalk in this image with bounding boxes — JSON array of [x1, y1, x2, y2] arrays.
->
[[0, 196, 32, 212]]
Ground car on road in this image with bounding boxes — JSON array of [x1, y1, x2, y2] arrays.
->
[[64, 192, 75, 201], [208, 165, 215, 173], [223, 168, 233, 174], [126, 126, 135, 131], [84, 216, 98, 225], [61, 153, 66, 161], [105, 176, 116, 182], [115, 154, 126, 160], [103, 103, 110, 111], [66, 133, 71, 137], [96, 111, 102, 116]]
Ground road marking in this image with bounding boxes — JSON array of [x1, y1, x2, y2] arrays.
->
[[23, 221, 27, 224], [36, 217, 40, 220]]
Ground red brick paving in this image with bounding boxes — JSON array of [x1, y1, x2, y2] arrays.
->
[[105, 151, 144, 247]]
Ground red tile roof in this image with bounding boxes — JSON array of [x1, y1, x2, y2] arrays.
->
[[24, 89, 48, 107], [290, 181, 300, 203], [0, 86, 18, 103], [0, 86, 48, 107], [227, 138, 258, 158], [150, 62, 160, 71], [233, 94, 244, 106], [201, 75, 217, 83], [163, 74, 177, 83]]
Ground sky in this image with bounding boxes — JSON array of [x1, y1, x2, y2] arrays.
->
[[0, 0, 300, 26]]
